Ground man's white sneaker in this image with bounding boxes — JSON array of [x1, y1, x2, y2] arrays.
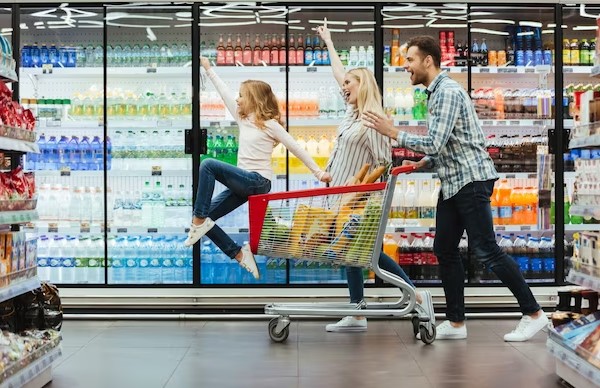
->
[[417, 290, 435, 326], [325, 316, 367, 332], [503, 311, 549, 342], [238, 244, 260, 280], [184, 218, 215, 247], [417, 320, 466, 340]]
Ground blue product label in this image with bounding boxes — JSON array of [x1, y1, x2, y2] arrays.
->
[[37, 258, 48, 267], [544, 258, 555, 272], [304, 50, 314, 65], [518, 257, 529, 272], [591, 149, 600, 159], [534, 50, 543, 66], [499, 206, 512, 219], [530, 258, 543, 273], [322, 51, 330, 65], [516, 50, 525, 66], [581, 149, 591, 160], [49, 258, 61, 268], [314, 49, 322, 65], [491, 206, 499, 219], [543, 50, 552, 65], [570, 149, 581, 160], [524, 50, 534, 65]]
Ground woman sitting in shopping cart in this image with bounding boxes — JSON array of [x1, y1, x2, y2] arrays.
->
[[314, 21, 434, 333], [184, 57, 332, 280]]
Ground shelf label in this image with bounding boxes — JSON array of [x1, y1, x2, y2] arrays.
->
[[238, 228, 249, 233], [395, 227, 405, 232], [496, 121, 507, 126], [397, 121, 410, 126], [147, 228, 158, 233], [60, 167, 71, 176], [429, 227, 436, 232], [498, 68, 517, 73], [306, 67, 317, 73], [533, 120, 543, 125], [510, 120, 520, 126], [527, 173, 537, 179], [563, 67, 574, 73], [417, 121, 426, 126], [383, 67, 389, 72], [117, 228, 127, 233], [276, 174, 286, 180], [479, 68, 490, 73], [461, 67, 468, 73], [441, 67, 451, 72], [42, 64, 53, 74], [279, 67, 286, 72], [80, 222, 90, 233], [496, 226, 506, 231], [482, 120, 493, 126], [147, 64, 158, 73], [395, 67, 406, 72], [209, 121, 221, 127], [525, 68, 535, 73], [151, 166, 162, 176], [521, 225, 531, 231], [505, 174, 516, 179], [48, 223, 58, 233]]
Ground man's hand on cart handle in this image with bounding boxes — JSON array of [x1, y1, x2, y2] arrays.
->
[[362, 110, 399, 140], [398, 159, 426, 173], [200, 56, 211, 71]]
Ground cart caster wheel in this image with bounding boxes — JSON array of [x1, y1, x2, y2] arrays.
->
[[419, 325, 436, 345], [411, 316, 420, 336], [268, 318, 290, 343]]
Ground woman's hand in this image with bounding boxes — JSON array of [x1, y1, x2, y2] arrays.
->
[[362, 111, 398, 139], [200, 56, 211, 71], [402, 159, 427, 171], [314, 18, 332, 44], [319, 172, 332, 183]]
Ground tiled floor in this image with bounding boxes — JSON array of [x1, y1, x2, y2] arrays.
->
[[47, 318, 562, 388]]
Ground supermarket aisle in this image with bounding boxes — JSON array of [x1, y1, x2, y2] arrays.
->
[[49, 319, 559, 388]]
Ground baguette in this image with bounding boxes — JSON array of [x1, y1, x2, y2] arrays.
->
[[355, 163, 371, 182], [362, 165, 387, 184]]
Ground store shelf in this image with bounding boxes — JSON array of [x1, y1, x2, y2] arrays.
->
[[201, 118, 343, 127], [569, 134, 600, 149], [21, 66, 191, 77], [547, 336, 600, 387], [569, 205, 600, 219], [33, 169, 191, 178], [0, 210, 38, 226], [34, 224, 189, 235], [591, 66, 600, 78], [0, 68, 18, 83], [565, 224, 600, 232], [37, 119, 190, 131], [385, 224, 538, 233], [0, 276, 41, 305], [563, 66, 595, 74], [385, 66, 551, 75], [567, 269, 600, 291], [394, 119, 549, 127], [0, 344, 61, 388], [0, 135, 39, 154]]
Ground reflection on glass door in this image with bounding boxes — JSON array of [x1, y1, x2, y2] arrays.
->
[[198, 3, 288, 285], [106, 5, 193, 284], [19, 6, 106, 284]]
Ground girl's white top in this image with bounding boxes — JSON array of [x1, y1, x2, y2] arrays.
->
[[207, 69, 325, 181]]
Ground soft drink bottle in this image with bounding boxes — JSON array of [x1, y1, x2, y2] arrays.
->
[[396, 235, 412, 278], [496, 179, 513, 225], [383, 234, 398, 263]]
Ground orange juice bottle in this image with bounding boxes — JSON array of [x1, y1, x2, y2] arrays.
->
[[523, 186, 538, 225], [491, 185, 500, 225], [383, 234, 398, 263], [496, 179, 513, 225], [510, 187, 524, 225]]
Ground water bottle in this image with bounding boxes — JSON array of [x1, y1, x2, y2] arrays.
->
[[91, 136, 102, 170], [525, 237, 539, 280], [49, 44, 59, 67], [161, 236, 176, 283], [113, 45, 123, 67], [94, 44, 103, 67], [125, 236, 140, 283], [358, 46, 367, 67], [67, 47, 77, 68], [186, 243, 194, 284], [75, 236, 89, 284], [122, 44, 132, 67], [539, 237, 554, 281], [366, 45, 374, 67], [31, 43, 40, 67], [79, 136, 92, 171], [58, 46, 68, 68], [105, 136, 112, 170], [67, 136, 79, 170], [57, 135, 69, 169], [141, 44, 150, 67], [149, 236, 162, 284], [46, 136, 58, 170], [60, 236, 76, 283], [75, 46, 86, 67], [174, 237, 188, 283], [106, 45, 114, 66], [40, 43, 49, 65], [21, 44, 31, 68], [110, 236, 125, 284], [348, 46, 358, 67], [48, 236, 63, 283], [150, 44, 160, 66], [201, 240, 214, 284], [37, 236, 50, 281], [131, 44, 141, 67]]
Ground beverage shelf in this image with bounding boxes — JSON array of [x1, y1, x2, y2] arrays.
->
[[33, 169, 191, 178], [393, 119, 549, 127], [21, 66, 191, 77], [591, 66, 600, 78], [569, 134, 600, 149], [0, 135, 39, 154], [200, 118, 346, 128], [0, 68, 18, 83], [37, 119, 190, 130], [562, 66, 595, 74], [0, 210, 38, 226], [385, 224, 538, 233], [0, 276, 41, 305], [385, 66, 552, 74], [33, 224, 189, 235], [0, 343, 61, 388], [569, 205, 600, 219], [567, 268, 600, 292], [547, 336, 600, 388], [565, 224, 600, 232]]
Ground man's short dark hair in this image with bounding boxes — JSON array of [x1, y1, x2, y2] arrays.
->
[[406, 36, 441, 68]]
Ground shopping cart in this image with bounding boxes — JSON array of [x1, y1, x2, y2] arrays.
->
[[248, 165, 436, 344]]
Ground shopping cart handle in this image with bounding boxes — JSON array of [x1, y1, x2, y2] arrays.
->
[[391, 165, 417, 176]]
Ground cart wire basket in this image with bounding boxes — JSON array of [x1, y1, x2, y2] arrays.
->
[[248, 165, 436, 344]]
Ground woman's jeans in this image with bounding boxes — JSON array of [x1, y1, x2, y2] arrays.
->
[[434, 180, 540, 322], [193, 159, 271, 258], [347, 253, 415, 304]]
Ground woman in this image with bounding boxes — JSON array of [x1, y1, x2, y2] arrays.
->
[[314, 22, 434, 332], [185, 57, 331, 280]]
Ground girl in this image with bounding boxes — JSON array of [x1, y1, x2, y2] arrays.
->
[[314, 22, 433, 332], [185, 57, 332, 280]]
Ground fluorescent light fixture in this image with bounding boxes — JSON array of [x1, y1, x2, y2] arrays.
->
[[34, 21, 44, 26], [573, 26, 598, 31], [198, 21, 256, 27], [469, 12, 495, 16], [35, 26, 46, 29], [547, 23, 556, 28], [0, 28, 12, 33], [470, 19, 515, 25], [579, 4, 599, 19], [20, 23, 28, 30], [30, 9, 59, 18], [48, 25, 73, 29], [174, 23, 191, 28], [517, 31, 534, 36], [146, 27, 156, 41], [441, 10, 468, 15], [288, 20, 301, 24], [175, 11, 191, 18], [382, 24, 425, 29], [352, 21, 375, 26], [328, 28, 346, 33], [349, 28, 374, 33], [308, 19, 348, 25], [289, 26, 305, 30], [542, 30, 554, 34], [428, 23, 467, 28], [470, 28, 509, 36], [262, 21, 287, 25], [59, 3, 68, 8], [519, 21, 543, 28]]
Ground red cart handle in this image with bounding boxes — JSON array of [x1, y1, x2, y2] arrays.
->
[[391, 165, 417, 175]]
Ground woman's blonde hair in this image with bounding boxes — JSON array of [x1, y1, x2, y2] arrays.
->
[[346, 68, 385, 131], [239, 80, 283, 129]]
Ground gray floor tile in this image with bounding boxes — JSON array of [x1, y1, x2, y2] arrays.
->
[[85, 325, 202, 348], [299, 375, 433, 388]]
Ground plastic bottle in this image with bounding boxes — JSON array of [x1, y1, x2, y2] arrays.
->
[[37, 236, 50, 281], [161, 236, 176, 284], [396, 234, 412, 278], [48, 236, 62, 283], [496, 179, 513, 225], [539, 237, 554, 281], [404, 181, 418, 225], [383, 234, 398, 263]]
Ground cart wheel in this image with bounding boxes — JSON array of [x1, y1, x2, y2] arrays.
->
[[268, 318, 289, 343], [419, 325, 436, 345], [411, 316, 420, 336]]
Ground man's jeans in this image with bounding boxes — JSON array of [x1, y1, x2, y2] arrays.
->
[[193, 159, 271, 258], [434, 180, 540, 322]]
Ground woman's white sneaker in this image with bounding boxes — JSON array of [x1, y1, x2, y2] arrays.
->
[[238, 244, 260, 280], [418, 320, 466, 340], [325, 316, 367, 332], [184, 218, 215, 247], [504, 311, 548, 342]]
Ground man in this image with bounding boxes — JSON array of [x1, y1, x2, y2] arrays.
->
[[363, 36, 548, 342]]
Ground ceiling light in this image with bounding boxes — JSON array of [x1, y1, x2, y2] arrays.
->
[[352, 21, 375, 26], [328, 28, 346, 33], [174, 23, 191, 28], [289, 26, 305, 30], [175, 11, 191, 18], [59, 3, 68, 8], [308, 19, 348, 25], [471, 28, 509, 36], [0, 28, 12, 33], [198, 21, 257, 27], [579, 4, 600, 19], [349, 28, 374, 33], [519, 21, 543, 28], [542, 30, 554, 34], [146, 27, 156, 41], [441, 10, 468, 15], [469, 12, 495, 16], [547, 23, 556, 28], [382, 24, 425, 29], [34, 21, 44, 26], [470, 19, 515, 25], [428, 23, 467, 28], [517, 31, 534, 36], [262, 21, 287, 25], [573, 26, 598, 31], [20, 23, 28, 29], [288, 20, 301, 24]]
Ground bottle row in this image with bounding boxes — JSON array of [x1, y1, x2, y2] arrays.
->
[[472, 88, 553, 120], [27, 135, 111, 171], [487, 134, 545, 173], [20, 43, 192, 69]]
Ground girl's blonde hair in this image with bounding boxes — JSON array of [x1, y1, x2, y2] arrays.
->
[[346, 68, 385, 131], [239, 80, 283, 129]]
